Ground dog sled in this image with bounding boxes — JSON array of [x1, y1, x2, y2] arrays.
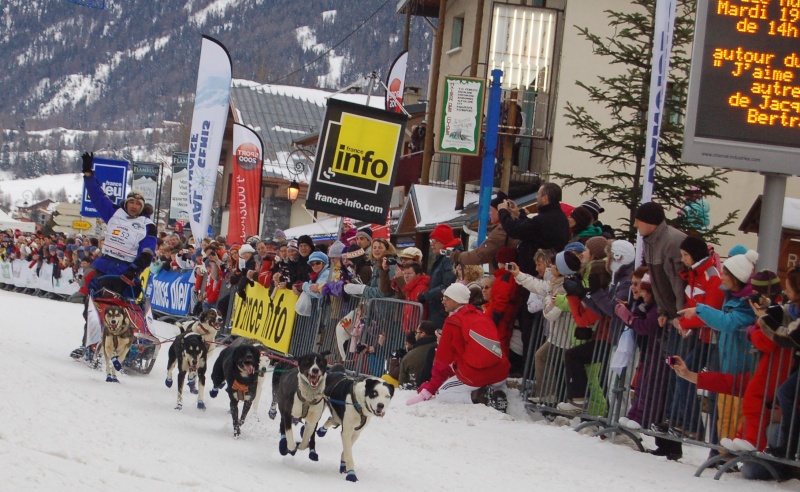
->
[[85, 286, 161, 376]]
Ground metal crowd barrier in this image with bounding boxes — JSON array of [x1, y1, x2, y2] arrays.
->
[[522, 309, 800, 480]]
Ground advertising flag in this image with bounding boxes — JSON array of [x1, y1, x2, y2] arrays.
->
[[186, 35, 232, 245], [131, 162, 160, 209], [385, 50, 408, 113], [227, 123, 264, 245], [304, 99, 407, 224], [169, 152, 189, 226], [81, 157, 128, 218]]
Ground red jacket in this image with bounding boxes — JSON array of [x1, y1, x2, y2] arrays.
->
[[428, 304, 509, 389], [402, 274, 430, 323], [678, 256, 724, 343], [257, 257, 274, 288], [483, 269, 519, 351]]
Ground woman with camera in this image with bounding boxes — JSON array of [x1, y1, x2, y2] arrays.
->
[[343, 237, 398, 299]]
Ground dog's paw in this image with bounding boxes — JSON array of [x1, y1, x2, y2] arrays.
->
[[279, 437, 290, 456], [309, 449, 319, 461], [175, 403, 183, 410], [187, 379, 198, 395], [345, 471, 358, 482], [165, 377, 173, 388], [316, 427, 327, 438], [105, 375, 119, 383], [197, 401, 206, 410], [111, 356, 122, 371], [268, 407, 277, 420], [233, 426, 241, 438], [339, 461, 347, 474], [209, 387, 219, 398]]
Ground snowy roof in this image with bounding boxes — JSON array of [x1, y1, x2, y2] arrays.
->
[[282, 216, 342, 240], [395, 184, 480, 234], [739, 196, 800, 233]]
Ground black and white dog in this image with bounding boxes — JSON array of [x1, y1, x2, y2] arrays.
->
[[209, 338, 262, 437], [275, 352, 329, 460], [320, 364, 394, 482], [176, 308, 223, 354], [165, 332, 208, 410]]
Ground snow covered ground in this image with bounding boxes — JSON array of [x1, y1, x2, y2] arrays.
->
[[0, 290, 796, 491]]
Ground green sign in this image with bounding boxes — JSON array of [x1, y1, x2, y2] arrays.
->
[[438, 76, 485, 156]]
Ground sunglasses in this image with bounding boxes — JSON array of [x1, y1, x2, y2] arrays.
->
[[309, 261, 324, 266]]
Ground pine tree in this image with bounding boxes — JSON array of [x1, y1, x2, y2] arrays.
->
[[551, 0, 736, 244]]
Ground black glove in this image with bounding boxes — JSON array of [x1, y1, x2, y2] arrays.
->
[[758, 305, 784, 334], [563, 277, 587, 298], [588, 269, 611, 294], [417, 292, 426, 303], [121, 268, 137, 286], [81, 152, 94, 174]]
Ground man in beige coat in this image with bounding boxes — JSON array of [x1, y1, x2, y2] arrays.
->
[[451, 191, 520, 273]]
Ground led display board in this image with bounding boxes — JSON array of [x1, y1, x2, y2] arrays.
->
[[683, 0, 800, 174]]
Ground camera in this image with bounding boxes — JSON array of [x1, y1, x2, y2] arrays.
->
[[749, 292, 765, 305], [440, 247, 454, 256], [356, 343, 369, 353], [666, 356, 678, 366], [505, 263, 514, 270], [386, 257, 398, 265]]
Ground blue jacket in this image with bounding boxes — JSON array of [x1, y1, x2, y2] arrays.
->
[[84, 174, 157, 276], [302, 265, 330, 299], [696, 284, 756, 374]]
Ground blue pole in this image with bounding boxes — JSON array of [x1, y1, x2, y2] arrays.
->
[[478, 69, 503, 244]]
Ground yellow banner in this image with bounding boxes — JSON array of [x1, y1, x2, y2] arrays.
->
[[231, 285, 297, 354]]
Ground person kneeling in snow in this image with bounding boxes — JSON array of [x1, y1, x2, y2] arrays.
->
[[407, 283, 510, 412]]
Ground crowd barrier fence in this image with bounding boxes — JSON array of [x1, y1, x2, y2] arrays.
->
[[0, 259, 80, 297]]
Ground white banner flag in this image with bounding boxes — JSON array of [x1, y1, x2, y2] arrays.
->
[[187, 35, 232, 245], [385, 51, 408, 113]]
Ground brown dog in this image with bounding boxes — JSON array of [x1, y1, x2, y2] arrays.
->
[[101, 304, 134, 383]]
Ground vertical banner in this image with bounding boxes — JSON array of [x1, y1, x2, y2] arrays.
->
[[169, 152, 189, 226], [131, 162, 160, 209], [187, 35, 232, 245], [438, 76, 485, 156], [304, 99, 407, 224], [227, 123, 264, 245], [385, 50, 408, 113], [81, 157, 128, 218]]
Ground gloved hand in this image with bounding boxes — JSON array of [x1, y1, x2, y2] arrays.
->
[[81, 152, 94, 174], [343, 283, 366, 296], [417, 292, 426, 303], [121, 268, 137, 286], [406, 388, 433, 405], [562, 277, 587, 298], [614, 303, 634, 326]]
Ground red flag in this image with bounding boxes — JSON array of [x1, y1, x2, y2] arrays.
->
[[227, 123, 263, 245]]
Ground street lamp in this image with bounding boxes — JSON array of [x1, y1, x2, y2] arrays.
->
[[287, 180, 300, 203], [21, 190, 33, 207], [283, 148, 313, 203]]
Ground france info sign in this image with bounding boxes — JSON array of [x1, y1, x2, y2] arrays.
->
[[81, 157, 129, 218], [305, 99, 407, 224]]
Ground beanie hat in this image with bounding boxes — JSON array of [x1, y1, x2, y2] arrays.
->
[[399, 247, 423, 260], [751, 269, 781, 299], [555, 251, 582, 276], [429, 224, 461, 248], [308, 251, 329, 266], [239, 244, 256, 255], [679, 236, 709, 264], [328, 241, 346, 259], [342, 245, 366, 259], [584, 236, 608, 260], [728, 244, 748, 257], [607, 240, 636, 272], [580, 198, 605, 221], [123, 189, 146, 216], [496, 246, 517, 265], [564, 242, 586, 254], [639, 273, 653, 291], [274, 229, 287, 242], [443, 283, 471, 304], [298, 235, 315, 249], [356, 228, 373, 243], [570, 207, 593, 232], [490, 190, 509, 210], [287, 239, 299, 252], [723, 249, 759, 284], [634, 201, 665, 226]]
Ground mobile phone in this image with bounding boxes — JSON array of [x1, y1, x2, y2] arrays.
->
[[666, 356, 677, 366]]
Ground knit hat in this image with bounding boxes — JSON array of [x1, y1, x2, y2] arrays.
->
[[640, 273, 653, 290], [584, 236, 608, 260], [722, 249, 759, 284], [429, 224, 461, 248], [123, 189, 146, 216], [580, 198, 605, 221], [634, 201, 665, 226], [287, 239, 299, 252], [680, 236, 709, 264], [443, 283, 471, 304], [356, 228, 373, 243], [496, 246, 517, 265], [264, 237, 278, 246], [342, 245, 366, 259], [298, 235, 314, 249], [399, 247, 423, 260], [564, 242, 586, 253], [490, 190, 508, 210], [555, 251, 582, 276], [328, 241, 346, 259], [607, 240, 636, 272], [570, 206, 593, 232], [751, 269, 781, 300], [308, 251, 329, 266], [728, 244, 747, 257], [239, 244, 256, 255], [274, 229, 287, 243]]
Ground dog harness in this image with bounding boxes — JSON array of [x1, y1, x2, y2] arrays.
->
[[295, 386, 325, 420], [325, 377, 368, 431]]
